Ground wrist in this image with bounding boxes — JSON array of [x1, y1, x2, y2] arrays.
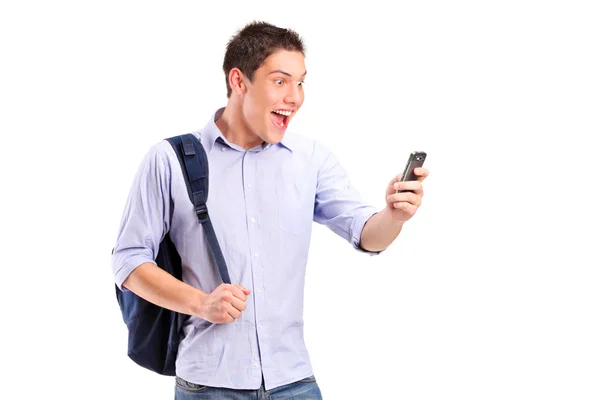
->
[[189, 289, 207, 317], [382, 207, 405, 226]]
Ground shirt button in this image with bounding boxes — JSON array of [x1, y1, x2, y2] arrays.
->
[[254, 356, 259, 361], [259, 324, 264, 328], [247, 183, 252, 188], [251, 217, 256, 223], [253, 363, 259, 367], [254, 252, 259, 258], [221, 147, 226, 152], [257, 288, 262, 293]]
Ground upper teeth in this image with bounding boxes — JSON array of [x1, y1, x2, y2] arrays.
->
[[273, 110, 292, 116]]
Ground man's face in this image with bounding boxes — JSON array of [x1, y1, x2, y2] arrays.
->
[[241, 50, 306, 145]]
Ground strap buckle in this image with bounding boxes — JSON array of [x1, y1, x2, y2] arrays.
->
[[195, 203, 208, 223]]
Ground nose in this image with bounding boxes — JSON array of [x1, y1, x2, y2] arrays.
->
[[284, 84, 303, 106]]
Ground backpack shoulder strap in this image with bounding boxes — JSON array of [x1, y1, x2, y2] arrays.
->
[[165, 133, 231, 284]]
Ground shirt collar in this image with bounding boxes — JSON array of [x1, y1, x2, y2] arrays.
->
[[278, 133, 295, 152], [197, 108, 226, 154], [199, 107, 294, 153]]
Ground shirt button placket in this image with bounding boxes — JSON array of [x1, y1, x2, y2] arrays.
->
[[243, 151, 266, 382]]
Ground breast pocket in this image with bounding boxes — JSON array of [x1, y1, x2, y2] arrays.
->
[[275, 179, 314, 235]]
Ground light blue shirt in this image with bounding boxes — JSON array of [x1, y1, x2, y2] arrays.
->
[[111, 108, 381, 390]]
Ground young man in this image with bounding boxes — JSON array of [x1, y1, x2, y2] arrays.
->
[[111, 21, 429, 399]]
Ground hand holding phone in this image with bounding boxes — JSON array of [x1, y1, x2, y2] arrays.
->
[[397, 151, 427, 193]]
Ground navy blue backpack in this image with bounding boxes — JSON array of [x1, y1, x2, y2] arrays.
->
[[115, 133, 231, 376]]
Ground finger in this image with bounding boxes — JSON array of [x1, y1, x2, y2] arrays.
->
[[231, 285, 249, 301], [413, 167, 429, 181], [230, 296, 247, 312], [388, 192, 414, 203], [388, 192, 421, 207], [233, 284, 251, 295], [240, 285, 252, 295], [219, 308, 235, 324], [226, 303, 243, 320], [224, 313, 235, 323], [393, 181, 423, 195], [393, 202, 418, 214], [388, 175, 401, 188]]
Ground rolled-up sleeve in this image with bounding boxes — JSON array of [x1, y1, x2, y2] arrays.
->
[[111, 144, 172, 290], [312, 141, 382, 255]]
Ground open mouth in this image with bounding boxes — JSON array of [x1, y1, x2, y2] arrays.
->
[[271, 109, 292, 130]]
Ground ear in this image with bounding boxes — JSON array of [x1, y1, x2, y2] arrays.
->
[[229, 68, 247, 95]]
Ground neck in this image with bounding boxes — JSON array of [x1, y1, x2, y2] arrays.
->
[[215, 102, 263, 150]]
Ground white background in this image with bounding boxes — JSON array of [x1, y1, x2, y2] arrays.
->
[[1, 1, 599, 399]]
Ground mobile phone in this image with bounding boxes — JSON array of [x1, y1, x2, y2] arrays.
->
[[397, 151, 427, 193]]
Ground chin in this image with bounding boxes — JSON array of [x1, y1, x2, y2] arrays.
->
[[262, 127, 286, 144]]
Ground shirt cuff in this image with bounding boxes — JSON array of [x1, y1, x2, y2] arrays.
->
[[113, 250, 155, 291], [350, 207, 384, 256]]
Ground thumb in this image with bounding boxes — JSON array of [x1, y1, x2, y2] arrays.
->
[[234, 284, 251, 295]]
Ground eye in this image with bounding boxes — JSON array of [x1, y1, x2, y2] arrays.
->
[[297, 81, 304, 87], [275, 79, 284, 85]]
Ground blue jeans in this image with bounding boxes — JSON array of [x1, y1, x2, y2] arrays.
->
[[174, 375, 323, 399]]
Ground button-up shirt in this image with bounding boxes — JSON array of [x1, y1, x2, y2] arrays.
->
[[111, 108, 381, 390]]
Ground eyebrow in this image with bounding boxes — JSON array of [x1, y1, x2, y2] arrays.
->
[[269, 69, 307, 78]]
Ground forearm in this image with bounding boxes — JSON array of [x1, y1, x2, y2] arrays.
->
[[359, 208, 404, 252], [122, 262, 206, 317]]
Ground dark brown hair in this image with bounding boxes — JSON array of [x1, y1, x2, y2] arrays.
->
[[223, 21, 305, 98]]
